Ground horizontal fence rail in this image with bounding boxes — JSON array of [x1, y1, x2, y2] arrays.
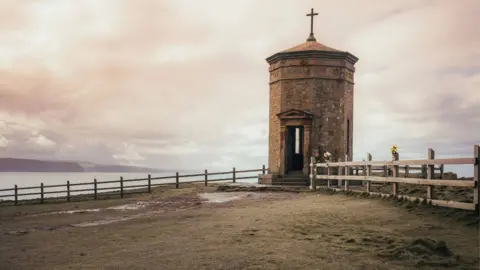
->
[[316, 158, 475, 167], [0, 165, 267, 205], [310, 145, 479, 214]]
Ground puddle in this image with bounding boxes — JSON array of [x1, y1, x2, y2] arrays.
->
[[31, 192, 266, 228], [107, 202, 156, 211], [71, 216, 139, 227], [35, 209, 102, 216], [198, 192, 259, 203], [34, 201, 156, 217], [70, 209, 168, 227]]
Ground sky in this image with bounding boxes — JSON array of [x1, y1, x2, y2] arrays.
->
[[0, 0, 479, 176]]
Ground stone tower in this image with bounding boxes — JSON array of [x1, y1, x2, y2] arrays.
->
[[262, 9, 358, 180]]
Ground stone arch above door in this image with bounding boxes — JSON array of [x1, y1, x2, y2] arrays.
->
[[276, 109, 314, 175]]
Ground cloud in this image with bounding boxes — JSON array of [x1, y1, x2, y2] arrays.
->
[[0, 136, 9, 148], [0, 0, 478, 176]]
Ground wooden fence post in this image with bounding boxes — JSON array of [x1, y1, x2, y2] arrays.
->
[[421, 165, 427, 179], [204, 170, 208, 186], [94, 178, 98, 200], [344, 154, 349, 191], [427, 148, 435, 199], [337, 157, 343, 188], [120, 177, 124, 198], [262, 165, 266, 174], [310, 157, 316, 190], [439, 164, 444, 179], [405, 165, 409, 178], [232, 167, 236, 183], [40, 183, 44, 203], [392, 153, 399, 196], [473, 144, 479, 215], [14, 185, 18, 205], [148, 174, 152, 193], [327, 163, 332, 188], [366, 153, 372, 193], [67, 180, 70, 202], [176, 172, 179, 188]]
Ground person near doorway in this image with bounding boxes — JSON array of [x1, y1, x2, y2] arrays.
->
[[324, 151, 332, 163]]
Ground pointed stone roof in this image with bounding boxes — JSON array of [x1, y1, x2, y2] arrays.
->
[[266, 40, 358, 65], [281, 40, 342, 53]]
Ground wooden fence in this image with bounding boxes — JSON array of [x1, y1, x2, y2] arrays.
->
[[310, 145, 479, 214], [0, 165, 267, 205]]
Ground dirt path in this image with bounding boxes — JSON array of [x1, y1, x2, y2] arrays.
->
[[0, 185, 478, 270]]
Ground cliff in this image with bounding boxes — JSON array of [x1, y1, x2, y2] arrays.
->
[[0, 158, 166, 173], [0, 158, 84, 172]]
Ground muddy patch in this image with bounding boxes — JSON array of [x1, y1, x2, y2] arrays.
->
[[71, 193, 269, 227], [217, 184, 304, 193], [34, 209, 103, 216], [70, 211, 166, 227], [198, 192, 262, 203], [34, 199, 189, 217], [7, 192, 296, 230], [4, 225, 63, 236]]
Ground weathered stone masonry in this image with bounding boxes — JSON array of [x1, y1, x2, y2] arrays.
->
[[266, 42, 358, 175]]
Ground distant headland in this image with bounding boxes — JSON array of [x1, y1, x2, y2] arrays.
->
[[0, 158, 168, 173]]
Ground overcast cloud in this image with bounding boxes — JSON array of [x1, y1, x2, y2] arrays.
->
[[0, 0, 478, 176]]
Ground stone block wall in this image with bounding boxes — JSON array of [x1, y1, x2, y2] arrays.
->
[[268, 56, 356, 174], [268, 83, 281, 173]]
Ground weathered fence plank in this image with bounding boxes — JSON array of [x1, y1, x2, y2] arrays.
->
[[427, 149, 435, 199], [204, 170, 208, 186], [14, 185, 18, 205], [316, 158, 475, 167], [148, 174, 152, 193], [120, 177, 124, 198], [322, 187, 475, 211], [176, 172, 179, 189], [474, 145, 479, 215], [0, 166, 267, 205], [345, 155, 350, 192], [67, 180, 70, 202], [392, 154, 399, 196], [233, 167, 236, 183], [94, 178, 98, 200], [315, 146, 477, 212], [316, 175, 473, 187], [40, 183, 44, 203]]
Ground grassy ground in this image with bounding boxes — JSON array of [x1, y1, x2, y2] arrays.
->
[[0, 183, 478, 270], [346, 182, 474, 203]]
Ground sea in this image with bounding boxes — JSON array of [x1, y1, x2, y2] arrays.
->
[[0, 170, 259, 201]]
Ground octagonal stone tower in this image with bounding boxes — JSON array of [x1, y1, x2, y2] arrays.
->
[[263, 15, 358, 181]]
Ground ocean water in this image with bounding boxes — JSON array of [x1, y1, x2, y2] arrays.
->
[[0, 170, 259, 201]]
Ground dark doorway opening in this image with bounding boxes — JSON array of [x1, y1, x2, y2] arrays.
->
[[285, 126, 304, 173]]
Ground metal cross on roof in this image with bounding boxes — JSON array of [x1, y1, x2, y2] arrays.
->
[[306, 8, 318, 42]]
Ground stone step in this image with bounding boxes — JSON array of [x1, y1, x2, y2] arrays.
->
[[272, 181, 309, 186], [284, 171, 304, 176], [275, 177, 309, 181], [277, 175, 309, 179], [276, 177, 310, 181], [272, 177, 310, 186]]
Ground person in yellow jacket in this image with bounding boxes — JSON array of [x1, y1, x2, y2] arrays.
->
[[390, 145, 399, 160]]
